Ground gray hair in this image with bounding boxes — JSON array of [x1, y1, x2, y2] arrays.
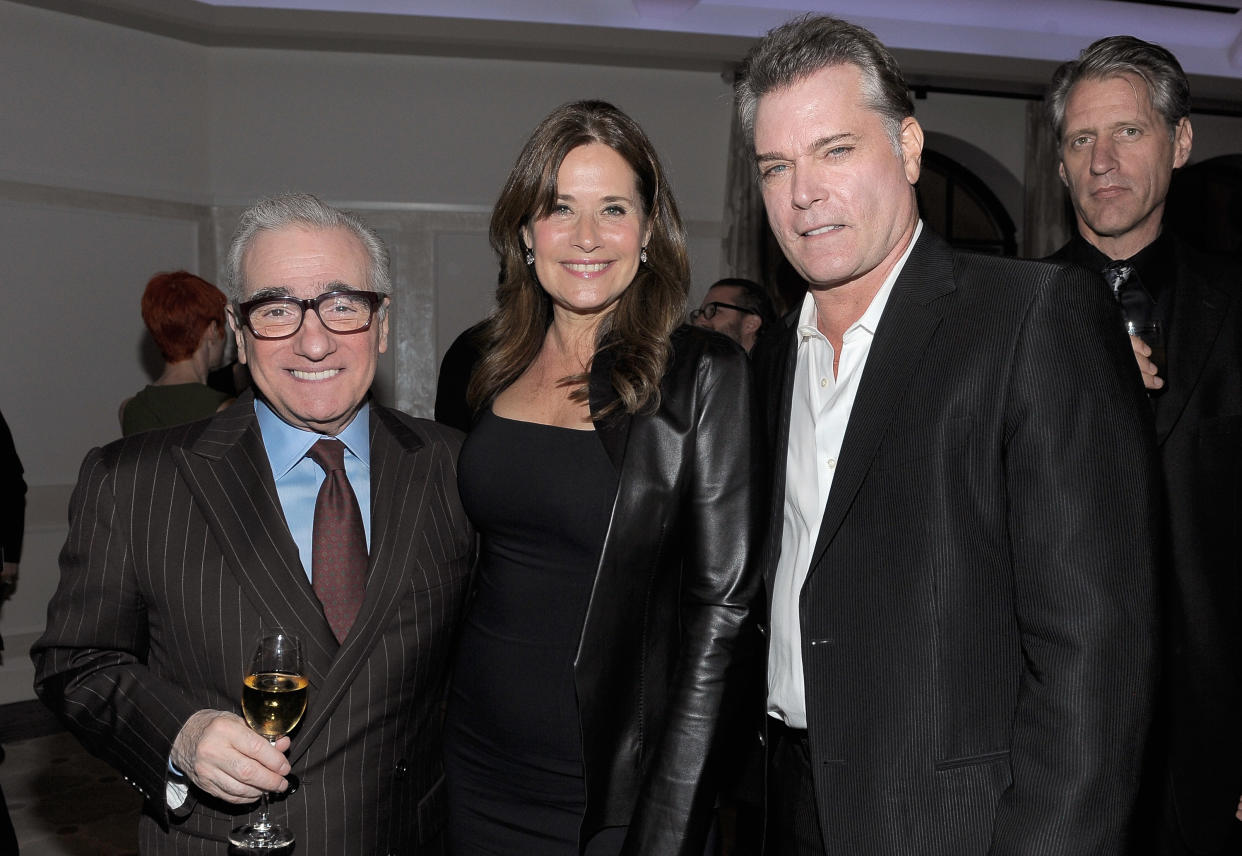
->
[[1046, 35, 1190, 145], [734, 14, 914, 151], [224, 192, 391, 303]]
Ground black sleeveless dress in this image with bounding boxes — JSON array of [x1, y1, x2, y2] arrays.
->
[[444, 409, 622, 854]]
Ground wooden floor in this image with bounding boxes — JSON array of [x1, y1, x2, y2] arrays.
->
[[0, 701, 140, 856]]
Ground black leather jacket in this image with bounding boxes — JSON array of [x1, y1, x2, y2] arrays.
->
[[442, 324, 762, 854]]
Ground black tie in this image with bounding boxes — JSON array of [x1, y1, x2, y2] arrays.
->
[[1102, 260, 1153, 327]]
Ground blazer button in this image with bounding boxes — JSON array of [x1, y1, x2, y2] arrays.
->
[[394, 759, 408, 779]]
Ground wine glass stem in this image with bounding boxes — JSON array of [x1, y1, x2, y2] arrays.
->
[[254, 737, 277, 833], [258, 792, 272, 828]]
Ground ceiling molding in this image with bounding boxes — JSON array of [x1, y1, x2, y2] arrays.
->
[[12, 0, 1242, 111]]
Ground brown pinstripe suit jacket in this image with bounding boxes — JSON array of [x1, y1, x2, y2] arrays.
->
[[33, 393, 473, 854]]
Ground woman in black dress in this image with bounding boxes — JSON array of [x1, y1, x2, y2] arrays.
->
[[441, 100, 761, 855]]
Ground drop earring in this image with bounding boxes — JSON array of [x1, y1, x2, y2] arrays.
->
[[525, 248, 534, 265], [640, 246, 648, 264]]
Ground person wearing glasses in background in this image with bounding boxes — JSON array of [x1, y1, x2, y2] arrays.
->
[[35, 193, 473, 855], [690, 277, 777, 354]]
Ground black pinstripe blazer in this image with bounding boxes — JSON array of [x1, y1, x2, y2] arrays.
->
[[33, 392, 473, 855], [751, 228, 1161, 854]]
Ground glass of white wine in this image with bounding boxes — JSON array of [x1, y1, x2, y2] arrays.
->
[[228, 629, 307, 851]]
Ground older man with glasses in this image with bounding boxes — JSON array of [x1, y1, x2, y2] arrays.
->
[[35, 193, 474, 855]]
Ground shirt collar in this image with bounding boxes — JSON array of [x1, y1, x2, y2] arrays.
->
[[254, 398, 371, 480], [796, 220, 923, 341]]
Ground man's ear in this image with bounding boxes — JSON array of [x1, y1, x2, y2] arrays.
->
[[1172, 117, 1193, 170], [1058, 160, 1068, 188], [900, 117, 924, 186], [227, 307, 248, 365], [377, 297, 390, 355]]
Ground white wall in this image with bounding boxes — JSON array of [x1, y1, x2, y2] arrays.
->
[[0, 3, 211, 198], [208, 49, 734, 220]]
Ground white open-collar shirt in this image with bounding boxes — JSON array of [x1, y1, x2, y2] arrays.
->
[[768, 221, 922, 729]]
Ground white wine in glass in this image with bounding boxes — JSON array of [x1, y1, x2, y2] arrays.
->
[[229, 630, 306, 850], [242, 671, 309, 740]]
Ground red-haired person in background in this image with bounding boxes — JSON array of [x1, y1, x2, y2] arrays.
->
[[119, 271, 234, 435]]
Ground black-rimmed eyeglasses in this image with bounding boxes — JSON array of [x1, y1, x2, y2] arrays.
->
[[237, 290, 386, 340], [689, 301, 757, 323]]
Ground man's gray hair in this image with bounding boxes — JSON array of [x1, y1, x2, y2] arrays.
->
[[224, 193, 392, 303], [1046, 35, 1190, 145], [734, 14, 914, 150]]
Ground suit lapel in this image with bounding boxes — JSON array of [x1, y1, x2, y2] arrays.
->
[[172, 394, 338, 683], [806, 231, 953, 575], [1153, 250, 1231, 442], [287, 405, 428, 759]]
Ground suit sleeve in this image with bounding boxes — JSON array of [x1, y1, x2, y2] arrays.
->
[[990, 264, 1160, 854], [624, 340, 764, 855], [32, 446, 203, 820]]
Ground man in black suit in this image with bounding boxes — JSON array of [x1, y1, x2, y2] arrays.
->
[[34, 194, 473, 854], [1046, 36, 1242, 855], [738, 15, 1160, 854]]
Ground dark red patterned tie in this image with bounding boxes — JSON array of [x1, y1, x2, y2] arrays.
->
[[307, 439, 367, 643]]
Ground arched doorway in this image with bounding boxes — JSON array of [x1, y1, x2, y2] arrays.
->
[[917, 149, 1017, 256]]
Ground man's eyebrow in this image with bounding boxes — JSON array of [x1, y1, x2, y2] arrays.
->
[[247, 286, 291, 301], [754, 133, 857, 164], [812, 132, 857, 149], [245, 282, 358, 301]]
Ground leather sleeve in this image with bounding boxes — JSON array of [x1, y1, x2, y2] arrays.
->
[[623, 333, 765, 855]]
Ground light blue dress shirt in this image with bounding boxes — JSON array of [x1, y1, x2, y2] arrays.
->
[[255, 399, 372, 581]]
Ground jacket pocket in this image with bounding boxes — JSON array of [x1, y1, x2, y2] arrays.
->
[[934, 749, 1010, 771]]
